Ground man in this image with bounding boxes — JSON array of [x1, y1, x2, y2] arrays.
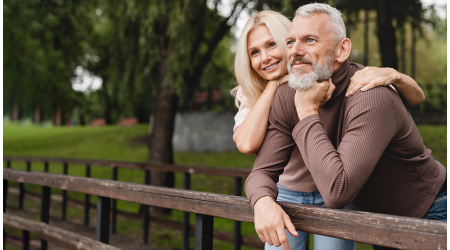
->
[[245, 3, 447, 250]]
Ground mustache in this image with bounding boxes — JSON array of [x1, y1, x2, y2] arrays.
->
[[289, 56, 313, 67]]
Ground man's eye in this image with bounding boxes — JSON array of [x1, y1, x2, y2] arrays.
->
[[287, 41, 294, 45], [307, 38, 315, 43]]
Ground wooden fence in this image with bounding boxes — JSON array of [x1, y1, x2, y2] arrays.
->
[[3, 157, 448, 250]]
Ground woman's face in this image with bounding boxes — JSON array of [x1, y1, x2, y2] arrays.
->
[[247, 25, 285, 81]]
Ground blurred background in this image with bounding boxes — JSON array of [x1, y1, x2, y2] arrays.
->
[[3, 0, 447, 249]]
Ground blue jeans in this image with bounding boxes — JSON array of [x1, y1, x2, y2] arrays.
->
[[265, 184, 356, 250], [373, 190, 447, 250]]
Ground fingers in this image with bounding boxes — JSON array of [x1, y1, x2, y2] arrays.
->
[[283, 213, 298, 237], [279, 74, 290, 86], [361, 81, 378, 91], [277, 227, 291, 250], [326, 79, 336, 101]]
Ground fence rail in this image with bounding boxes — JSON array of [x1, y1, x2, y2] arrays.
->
[[4, 213, 120, 250], [3, 168, 447, 250], [3, 156, 251, 178]]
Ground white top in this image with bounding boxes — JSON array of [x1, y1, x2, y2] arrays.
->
[[233, 87, 252, 132]]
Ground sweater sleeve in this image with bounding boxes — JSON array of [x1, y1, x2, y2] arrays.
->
[[244, 87, 297, 208], [293, 87, 398, 208]]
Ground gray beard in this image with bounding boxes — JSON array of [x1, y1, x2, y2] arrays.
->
[[287, 56, 334, 90]]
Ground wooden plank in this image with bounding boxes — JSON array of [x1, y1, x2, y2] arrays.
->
[[4, 169, 447, 250], [8, 188, 265, 249], [3, 213, 121, 250], [3, 156, 251, 178]]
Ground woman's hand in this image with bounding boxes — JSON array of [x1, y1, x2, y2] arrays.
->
[[345, 66, 425, 106], [268, 74, 289, 88], [346, 67, 399, 97]]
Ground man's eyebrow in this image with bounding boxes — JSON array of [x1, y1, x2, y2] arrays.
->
[[286, 36, 294, 42]]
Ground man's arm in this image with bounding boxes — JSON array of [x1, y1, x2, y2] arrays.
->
[[244, 86, 298, 250], [294, 86, 397, 208]]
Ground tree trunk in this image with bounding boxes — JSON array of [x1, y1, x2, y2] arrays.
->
[[376, 0, 398, 69], [410, 23, 416, 79], [400, 24, 406, 73], [54, 106, 62, 126], [12, 103, 19, 121], [33, 106, 41, 124], [148, 34, 178, 216], [102, 81, 112, 124], [363, 9, 369, 66]]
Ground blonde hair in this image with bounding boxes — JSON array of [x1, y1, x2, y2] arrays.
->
[[231, 10, 291, 108]]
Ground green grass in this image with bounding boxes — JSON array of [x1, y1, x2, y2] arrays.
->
[[3, 123, 446, 250]]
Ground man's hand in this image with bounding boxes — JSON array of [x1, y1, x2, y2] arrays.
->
[[294, 78, 335, 120], [254, 196, 298, 250]]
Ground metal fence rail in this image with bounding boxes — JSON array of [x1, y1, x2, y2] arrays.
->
[[3, 169, 447, 250]]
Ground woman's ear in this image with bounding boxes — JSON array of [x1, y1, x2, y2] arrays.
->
[[334, 38, 351, 63]]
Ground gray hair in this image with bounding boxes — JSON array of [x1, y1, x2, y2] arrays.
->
[[294, 3, 346, 43]]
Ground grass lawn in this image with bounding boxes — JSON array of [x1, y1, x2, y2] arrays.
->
[[3, 123, 446, 250]]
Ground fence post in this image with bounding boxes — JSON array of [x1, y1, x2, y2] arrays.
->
[[4, 161, 10, 212], [183, 173, 191, 250], [195, 214, 214, 250], [19, 161, 31, 210], [95, 196, 111, 244], [40, 186, 51, 250], [233, 177, 242, 250], [44, 161, 49, 172], [4, 179, 8, 213], [143, 170, 150, 243], [23, 230, 30, 250], [111, 167, 118, 234], [62, 163, 68, 220], [84, 165, 91, 226]]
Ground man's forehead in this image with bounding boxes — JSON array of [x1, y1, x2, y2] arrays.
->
[[289, 13, 329, 36]]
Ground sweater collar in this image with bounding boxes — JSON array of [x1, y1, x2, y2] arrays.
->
[[327, 59, 350, 104]]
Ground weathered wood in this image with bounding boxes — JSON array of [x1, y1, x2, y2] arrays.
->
[[4, 169, 447, 249], [4, 213, 121, 250], [8, 188, 265, 249], [3, 156, 251, 178]]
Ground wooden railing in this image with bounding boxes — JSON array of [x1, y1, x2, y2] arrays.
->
[[3, 156, 250, 249], [4, 213, 120, 250], [3, 168, 447, 250]]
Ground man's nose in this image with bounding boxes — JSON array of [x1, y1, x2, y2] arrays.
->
[[289, 40, 306, 58]]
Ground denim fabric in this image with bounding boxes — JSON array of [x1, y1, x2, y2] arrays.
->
[[264, 184, 356, 250], [373, 190, 447, 250]]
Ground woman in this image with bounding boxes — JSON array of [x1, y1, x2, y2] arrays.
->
[[231, 10, 425, 250]]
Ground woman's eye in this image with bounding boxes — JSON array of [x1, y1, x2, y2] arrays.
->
[[251, 50, 258, 56], [307, 38, 315, 43], [268, 42, 276, 47]]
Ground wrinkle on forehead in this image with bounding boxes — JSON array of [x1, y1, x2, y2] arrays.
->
[[289, 13, 333, 41]]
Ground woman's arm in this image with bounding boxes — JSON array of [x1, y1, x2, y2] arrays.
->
[[233, 75, 289, 155], [346, 67, 425, 106]]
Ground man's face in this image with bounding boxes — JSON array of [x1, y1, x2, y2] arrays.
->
[[286, 13, 336, 90]]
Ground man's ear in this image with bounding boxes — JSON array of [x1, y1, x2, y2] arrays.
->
[[334, 38, 351, 63]]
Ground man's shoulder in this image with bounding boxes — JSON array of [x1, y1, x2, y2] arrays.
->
[[274, 84, 296, 107], [349, 62, 365, 76], [345, 86, 399, 113], [271, 84, 298, 127]]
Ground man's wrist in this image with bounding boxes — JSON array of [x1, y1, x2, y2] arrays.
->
[[297, 109, 319, 121]]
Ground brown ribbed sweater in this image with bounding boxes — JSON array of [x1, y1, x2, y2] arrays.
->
[[245, 60, 446, 218]]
